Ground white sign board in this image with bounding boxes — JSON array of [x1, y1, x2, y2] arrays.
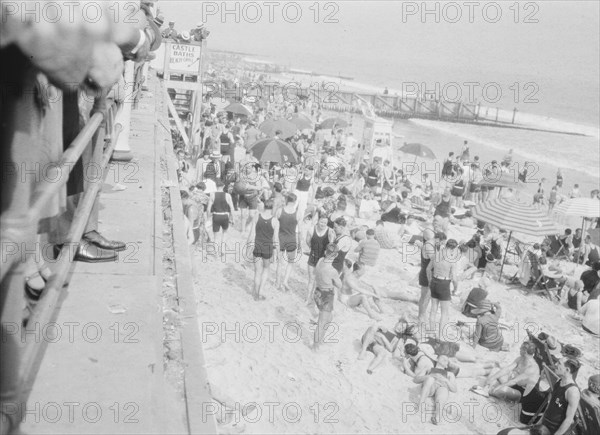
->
[[168, 43, 202, 74]]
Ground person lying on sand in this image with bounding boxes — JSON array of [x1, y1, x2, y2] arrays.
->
[[391, 319, 494, 378], [413, 355, 458, 425], [357, 318, 417, 374], [476, 341, 540, 401], [340, 260, 383, 320], [403, 343, 436, 378]]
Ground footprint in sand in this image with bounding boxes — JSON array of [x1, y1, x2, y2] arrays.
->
[[221, 265, 251, 291]]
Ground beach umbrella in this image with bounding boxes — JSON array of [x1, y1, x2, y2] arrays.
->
[[553, 198, 600, 218], [224, 102, 253, 117], [320, 117, 348, 129], [248, 138, 299, 164], [288, 113, 314, 130], [553, 198, 600, 263], [399, 143, 436, 160], [471, 197, 561, 281], [259, 119, 298, 139], [209, 98, 231, 111]]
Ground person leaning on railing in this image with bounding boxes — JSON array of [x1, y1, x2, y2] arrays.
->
[[0, 2, 162, 434]]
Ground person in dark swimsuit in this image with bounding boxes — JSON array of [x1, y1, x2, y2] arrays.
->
[[306, 212, 335, 304], [275, 193, 300, 291], [358, 318, 417, 374], [207, 182, 235, 249], [331, 217, 351, 275], [418, 229, 436, 326], [501, 358, 581, 435], [518, 377, 550, 425], [247, 198, 279, 301]]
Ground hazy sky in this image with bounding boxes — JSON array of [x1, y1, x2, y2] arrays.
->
[[159, 0, 599, 78], [158, 1, 599, 124]]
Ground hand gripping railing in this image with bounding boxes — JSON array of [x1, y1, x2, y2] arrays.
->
[[6, 97, 123, 406]]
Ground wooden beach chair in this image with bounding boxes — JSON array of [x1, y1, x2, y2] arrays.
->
[[526, 330, 559, 370], [527, 364, 560, 425], [546, 235, 569, 260], [574, 394, 600, 435], [513, 252, 561, 301]]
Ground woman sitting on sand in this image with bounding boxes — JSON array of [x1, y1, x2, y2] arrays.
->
[[340, 260, 383, 320]]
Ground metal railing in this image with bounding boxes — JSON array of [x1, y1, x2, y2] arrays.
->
[[0, 95, 123, 411]]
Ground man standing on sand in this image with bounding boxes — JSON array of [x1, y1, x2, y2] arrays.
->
[[207, 182, 235, 253], [247, 198, 279, 301], [313, 243, 343, 351], [418, 229, 436, 327], [275, 193, 301, 291], [479, 341, 540, 401]]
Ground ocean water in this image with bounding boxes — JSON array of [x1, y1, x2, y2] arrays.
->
[[160, 1, 600, 186]]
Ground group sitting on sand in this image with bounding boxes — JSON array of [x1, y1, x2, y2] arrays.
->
[[172, 81, 600, 432]]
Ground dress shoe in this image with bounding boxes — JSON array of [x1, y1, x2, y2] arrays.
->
[[83, 230, 126, 251], [74, 240, 118, 263], [111, 150, 134, 162]]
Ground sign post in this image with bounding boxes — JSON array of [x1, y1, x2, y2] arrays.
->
[[158, 41, 204, 153]]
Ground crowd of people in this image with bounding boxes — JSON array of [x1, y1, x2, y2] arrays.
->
[[170, 57, 600, 431]]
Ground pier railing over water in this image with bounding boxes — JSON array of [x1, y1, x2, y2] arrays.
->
[[206, 83, 518, 125]]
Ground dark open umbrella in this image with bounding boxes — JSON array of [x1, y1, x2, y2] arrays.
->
[[288, 113, 314, 130], [248, 138, 299, 164], [320, 117, 348, 129], [259, 119, 297, 139], [399, 143, 436, 160], [224, 102, 253, 117]]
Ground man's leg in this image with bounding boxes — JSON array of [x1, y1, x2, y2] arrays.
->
[[418, 285, 431, 325], [253, 257, 262, 299], [258, 258, 271, 297], [366, 345, 387, 373], [432, 385, 450, 425], [490, 385, 522, 402], [358, 326, 378, 360], [314, 309, 333, 351]]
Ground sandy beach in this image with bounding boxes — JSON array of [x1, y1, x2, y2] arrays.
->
[[192, 217, 599, 434]]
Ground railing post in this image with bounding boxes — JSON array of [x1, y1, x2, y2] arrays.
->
[[112, 61, 135, 161]]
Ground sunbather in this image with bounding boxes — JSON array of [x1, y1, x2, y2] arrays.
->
[[413, 355, 458, 425], [481, 341, 540, 401]]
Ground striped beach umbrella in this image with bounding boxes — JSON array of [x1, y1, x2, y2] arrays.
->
[[553, 198, 600, 218], [471, 197, 560, 281], [248, 138, 298, 164], [472, 197, 560, 237]]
